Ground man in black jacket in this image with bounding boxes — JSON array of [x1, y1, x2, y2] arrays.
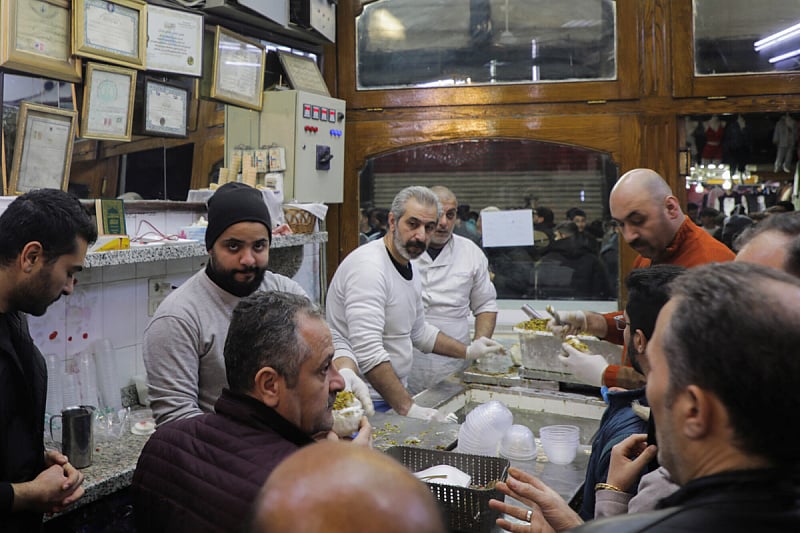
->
[[569, 262, 800, 532], [0, 189, 96, 532]]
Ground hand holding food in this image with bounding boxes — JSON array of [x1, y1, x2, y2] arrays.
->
[[338, 367, 375, 416], [332, 391, 365, 437], [558, 339, 608, 387], [465, 336, 506, 360]]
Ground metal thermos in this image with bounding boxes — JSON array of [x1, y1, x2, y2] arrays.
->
[[50, 406, 94, 468]]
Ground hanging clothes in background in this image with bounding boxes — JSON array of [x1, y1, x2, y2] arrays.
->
[[773, 114, 797, 173], [702, 115, 725, 163], [722, 115, 751, 174]]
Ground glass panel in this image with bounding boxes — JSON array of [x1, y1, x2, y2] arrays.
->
[[694, 0, 800, 75], [359, 139, 618, 302], [356, 0, 616, 89]]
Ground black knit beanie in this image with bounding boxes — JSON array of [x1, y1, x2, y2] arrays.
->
[[205, 182, 271, 249]]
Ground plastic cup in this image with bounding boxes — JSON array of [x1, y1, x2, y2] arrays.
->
[[539, 425, 580, 465], [499, 424, 537, 461]]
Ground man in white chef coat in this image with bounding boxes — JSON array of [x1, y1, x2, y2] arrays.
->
[[326, 186, 505, 420], [407, 186, 498, 395]]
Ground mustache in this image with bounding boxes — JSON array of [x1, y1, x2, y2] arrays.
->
[[234, 266, 259, 274], [406, 239, 426, 250]]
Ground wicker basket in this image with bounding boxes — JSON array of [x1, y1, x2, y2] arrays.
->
[[283, 207, 316, 234], [386, 446, 509, 533]]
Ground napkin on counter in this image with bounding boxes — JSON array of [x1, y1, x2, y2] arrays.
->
[[284, 202, 329, 220], [413, 465, 471, 487]]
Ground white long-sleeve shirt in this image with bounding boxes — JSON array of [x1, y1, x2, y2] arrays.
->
[[325, 240, 439, 401], [408, 235, 498, 393]]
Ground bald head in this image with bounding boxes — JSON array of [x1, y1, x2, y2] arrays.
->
[[430, 185, 456, 204], [250, 441, 446, 533], [609, 168, 684, 260]]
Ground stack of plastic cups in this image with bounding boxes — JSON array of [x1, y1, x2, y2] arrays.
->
[[77, 349, 99, 408], [456, 400, 513, 456], [498, 424, 539, 517], [539, 425, 580, 465]]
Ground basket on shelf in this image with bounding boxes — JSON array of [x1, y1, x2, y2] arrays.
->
[[386, 446, 509, 533], [283, 207, 316, 234]]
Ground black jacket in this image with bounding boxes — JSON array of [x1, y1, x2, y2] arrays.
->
[[573, 468, 800, 532], [0, 312, 48, 532], [536, 237, 611, 299]]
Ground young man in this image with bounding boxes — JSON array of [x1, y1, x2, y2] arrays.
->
[[144, 182, 371, 425], [133, 291, 372, 532], [0, 189, 96, 531]]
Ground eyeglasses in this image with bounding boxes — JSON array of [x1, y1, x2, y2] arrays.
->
[[614, 315, 628, 331]]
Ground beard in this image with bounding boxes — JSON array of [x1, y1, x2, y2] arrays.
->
[[392, 226, 427, 261], [627, 341, 644, 375], [206, 254, 267, 297], [14, 265, 61, 316]]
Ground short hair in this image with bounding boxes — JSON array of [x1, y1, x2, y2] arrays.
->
[[0, 189, 97, 266], [390, 186, 441, 221], [775, 200, 795, 212], [625, 265, 686, 341], [224, 291, 323, 392], [687, 202, 699, 211], [536, 206, 554, 225], [566, 207, 586, 220], [554, 221, 578, 238], [699, 207, 719, 218], [662, 262, 800, 464], [734, 211, 800, 252]]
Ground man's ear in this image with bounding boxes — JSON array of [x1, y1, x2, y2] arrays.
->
[[682, 384, 714, 440], [253, 367, 282, 408], [665, 196, 682, 220], [632, 329, 647, 356], [20, 242, 44, 274]]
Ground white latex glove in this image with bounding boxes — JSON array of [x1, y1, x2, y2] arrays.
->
[[547, 310, 587, 337], [466, 337, 506, 360], [558, 343, 608, 387], [406, 403, 458, 423], [339, 368, 375, 417]]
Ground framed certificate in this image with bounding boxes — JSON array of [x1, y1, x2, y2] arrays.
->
[[80, 62, 136, 141], [277, 51, 330, 97], [8, 102, 77, 194], [0, 0, 82, 82], [146, 5, 203, 77], [135, 77, 189, 138], [72, 0, 147, 69], [201, 26, 265, 111]]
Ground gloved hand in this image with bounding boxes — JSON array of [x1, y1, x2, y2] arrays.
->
[[558, 342, 608, 387], [339, 368, 375, 417], [466, 337, 506, 360], [547, 310, 587, 337], [406, 403, 458, 423]]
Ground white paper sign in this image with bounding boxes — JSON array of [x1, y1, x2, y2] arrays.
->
[[480, 209, 534, 248]]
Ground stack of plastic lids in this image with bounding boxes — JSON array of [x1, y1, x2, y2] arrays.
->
[[456, 400, 513, 456]]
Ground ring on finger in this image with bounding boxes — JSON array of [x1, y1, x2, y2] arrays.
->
[[526, 509, 533, 522]]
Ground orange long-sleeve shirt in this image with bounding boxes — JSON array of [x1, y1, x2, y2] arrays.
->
[[601, 218, 735, 389]]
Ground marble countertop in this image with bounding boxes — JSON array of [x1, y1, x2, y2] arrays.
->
[[84, 232, 328, 268]]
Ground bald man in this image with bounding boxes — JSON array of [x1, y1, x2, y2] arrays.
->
[[249, 440, 446, 533], [549, 169, 734, 390]]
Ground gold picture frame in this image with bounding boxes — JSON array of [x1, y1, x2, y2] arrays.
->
[[80, 62, 136, 141], [0, 0, 82, 82], [72, 0, 147, 70], [200, 25, 265, 111], [8, 101, 77, 194]]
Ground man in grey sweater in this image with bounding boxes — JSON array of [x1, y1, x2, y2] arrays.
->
[[144, 183, 372, 426]]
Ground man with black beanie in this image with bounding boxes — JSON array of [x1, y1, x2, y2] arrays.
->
[[143, 183, 373, 426]]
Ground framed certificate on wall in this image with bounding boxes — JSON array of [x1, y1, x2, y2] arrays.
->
[[72, 0, 147, 69], [135, 77, 189, 138], [80, 62, 136, 141], [8, 102, 77, 194], [146, 4, 203, 77], [0, 0, 82, 82], [200, 25, 265, 111]]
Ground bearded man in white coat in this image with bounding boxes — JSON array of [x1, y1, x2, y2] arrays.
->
[[407, 186, 498, 395], [326, 186, 505, 420]]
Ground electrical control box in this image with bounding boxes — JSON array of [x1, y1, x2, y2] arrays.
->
[[224, 89, 345, 203]]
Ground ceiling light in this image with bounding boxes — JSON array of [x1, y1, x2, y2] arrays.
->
[[754, 22, 800, 51], [769, 48, 800, 64]]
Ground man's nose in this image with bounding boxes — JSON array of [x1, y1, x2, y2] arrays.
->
[[329, 365, 345, 392], [239, 247, 257, 265], [63, 277, 77, 296]]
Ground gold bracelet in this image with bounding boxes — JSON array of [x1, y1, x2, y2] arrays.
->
[[594, 482, 626, 493]]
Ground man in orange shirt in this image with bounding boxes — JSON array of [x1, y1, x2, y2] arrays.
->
[[552, 168, 734, 390]]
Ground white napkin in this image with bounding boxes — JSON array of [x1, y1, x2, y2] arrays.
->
[[284, 202, 328, 220], [414, 465, 471, 487]]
